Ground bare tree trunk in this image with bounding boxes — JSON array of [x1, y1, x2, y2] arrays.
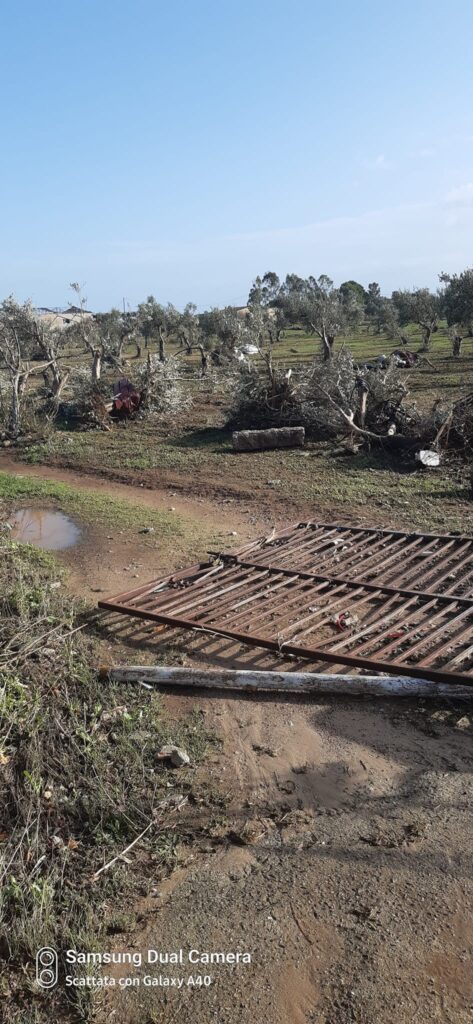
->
[[105, 665, 473, 698], [91, 349, 102, 381], [420, 323, 434, 350], [233, 426, 305, 451], [9, 371, 29, 437], [452, 333, 463, 358], [356, 386, 368, 428], [50, 370, 70, 400], [158, 328, 166, 363], [197, 345, 208, 377], [10, 375, 22, 437], [322, 330, 333, 361]]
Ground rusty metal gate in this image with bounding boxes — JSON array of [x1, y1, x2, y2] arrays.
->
[[98, 523, 473, 685]]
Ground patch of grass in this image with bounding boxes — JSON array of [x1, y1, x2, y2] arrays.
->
[[0, 471, 180, 532], [276, 447, 471, 532], [0, 540, 219, 1023], [0, 470, 229, 566], [13, 427, 473, 535]]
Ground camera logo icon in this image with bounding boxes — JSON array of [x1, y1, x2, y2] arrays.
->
[[36, 947, 58, 988]]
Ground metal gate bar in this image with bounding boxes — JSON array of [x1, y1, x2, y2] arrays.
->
[[99, 522, 473, 685], [229, 523, 473, 598]]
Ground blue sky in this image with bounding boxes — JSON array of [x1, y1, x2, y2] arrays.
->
[[1, 0, 472, 310]]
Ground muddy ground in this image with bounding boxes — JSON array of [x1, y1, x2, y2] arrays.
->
[[1, 453, 473, 1024]]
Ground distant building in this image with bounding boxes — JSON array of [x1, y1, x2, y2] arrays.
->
[[35, 305, 95, 329]]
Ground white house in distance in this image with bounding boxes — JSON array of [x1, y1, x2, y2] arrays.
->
[[35, 305, 95, 330]]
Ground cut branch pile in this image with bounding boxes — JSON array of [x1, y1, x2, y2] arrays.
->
[[227, 349, 427, 448]]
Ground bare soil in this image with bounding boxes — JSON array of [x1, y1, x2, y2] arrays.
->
[[99, 692, 473, 1024]]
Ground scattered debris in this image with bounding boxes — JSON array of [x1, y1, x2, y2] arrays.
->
[[110, 377, 142, 419], [332, 611, 359, 631], [415, 449, 440, 468], [92, 821, 154, 881]]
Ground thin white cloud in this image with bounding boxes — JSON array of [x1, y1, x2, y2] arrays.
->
[[446, 182, 473, 207], [69, 196, 473, 306], [362, 153, 392, 170], [417, 147, 435, 158]]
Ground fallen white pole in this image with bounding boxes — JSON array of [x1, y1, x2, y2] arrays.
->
[[103, 666, 473, 698]]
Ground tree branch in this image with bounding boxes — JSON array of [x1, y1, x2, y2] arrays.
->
[[310, 380, 398, 440]]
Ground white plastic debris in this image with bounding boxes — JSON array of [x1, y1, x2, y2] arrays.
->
[[415, 450, 440, 468]]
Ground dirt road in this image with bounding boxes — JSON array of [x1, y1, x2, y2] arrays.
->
[[101, 690, 473, 1024]]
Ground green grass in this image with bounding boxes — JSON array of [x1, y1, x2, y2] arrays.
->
[[13, 429, 473, 535], [23, 425, 231, 473], [0, 471, 181, 531], [0, 470, 229, 564], [260, 320, 473, 404], [51, 317, 473, 398]]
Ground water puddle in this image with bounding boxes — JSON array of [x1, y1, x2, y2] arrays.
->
[[8, 508, 81, 550]]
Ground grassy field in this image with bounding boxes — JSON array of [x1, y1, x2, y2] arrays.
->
[[10, 424, 469, 535], [5, 318, 471, 536], [53, 317, 473, 398], [0, 472, 182, 530]]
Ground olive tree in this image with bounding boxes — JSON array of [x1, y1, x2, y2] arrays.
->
[[392, 288, 441, 350], [136, 297, 179, 361], [0, 298, 66, 436], [279, 274, 362, 360], [440, 268, 473, 338]]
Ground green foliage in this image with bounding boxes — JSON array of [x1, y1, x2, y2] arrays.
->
[[247, 270, 281, 307], [340, 279, 367, 306], [440, 268, 473, 331], [392, 288, 441, 348]]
